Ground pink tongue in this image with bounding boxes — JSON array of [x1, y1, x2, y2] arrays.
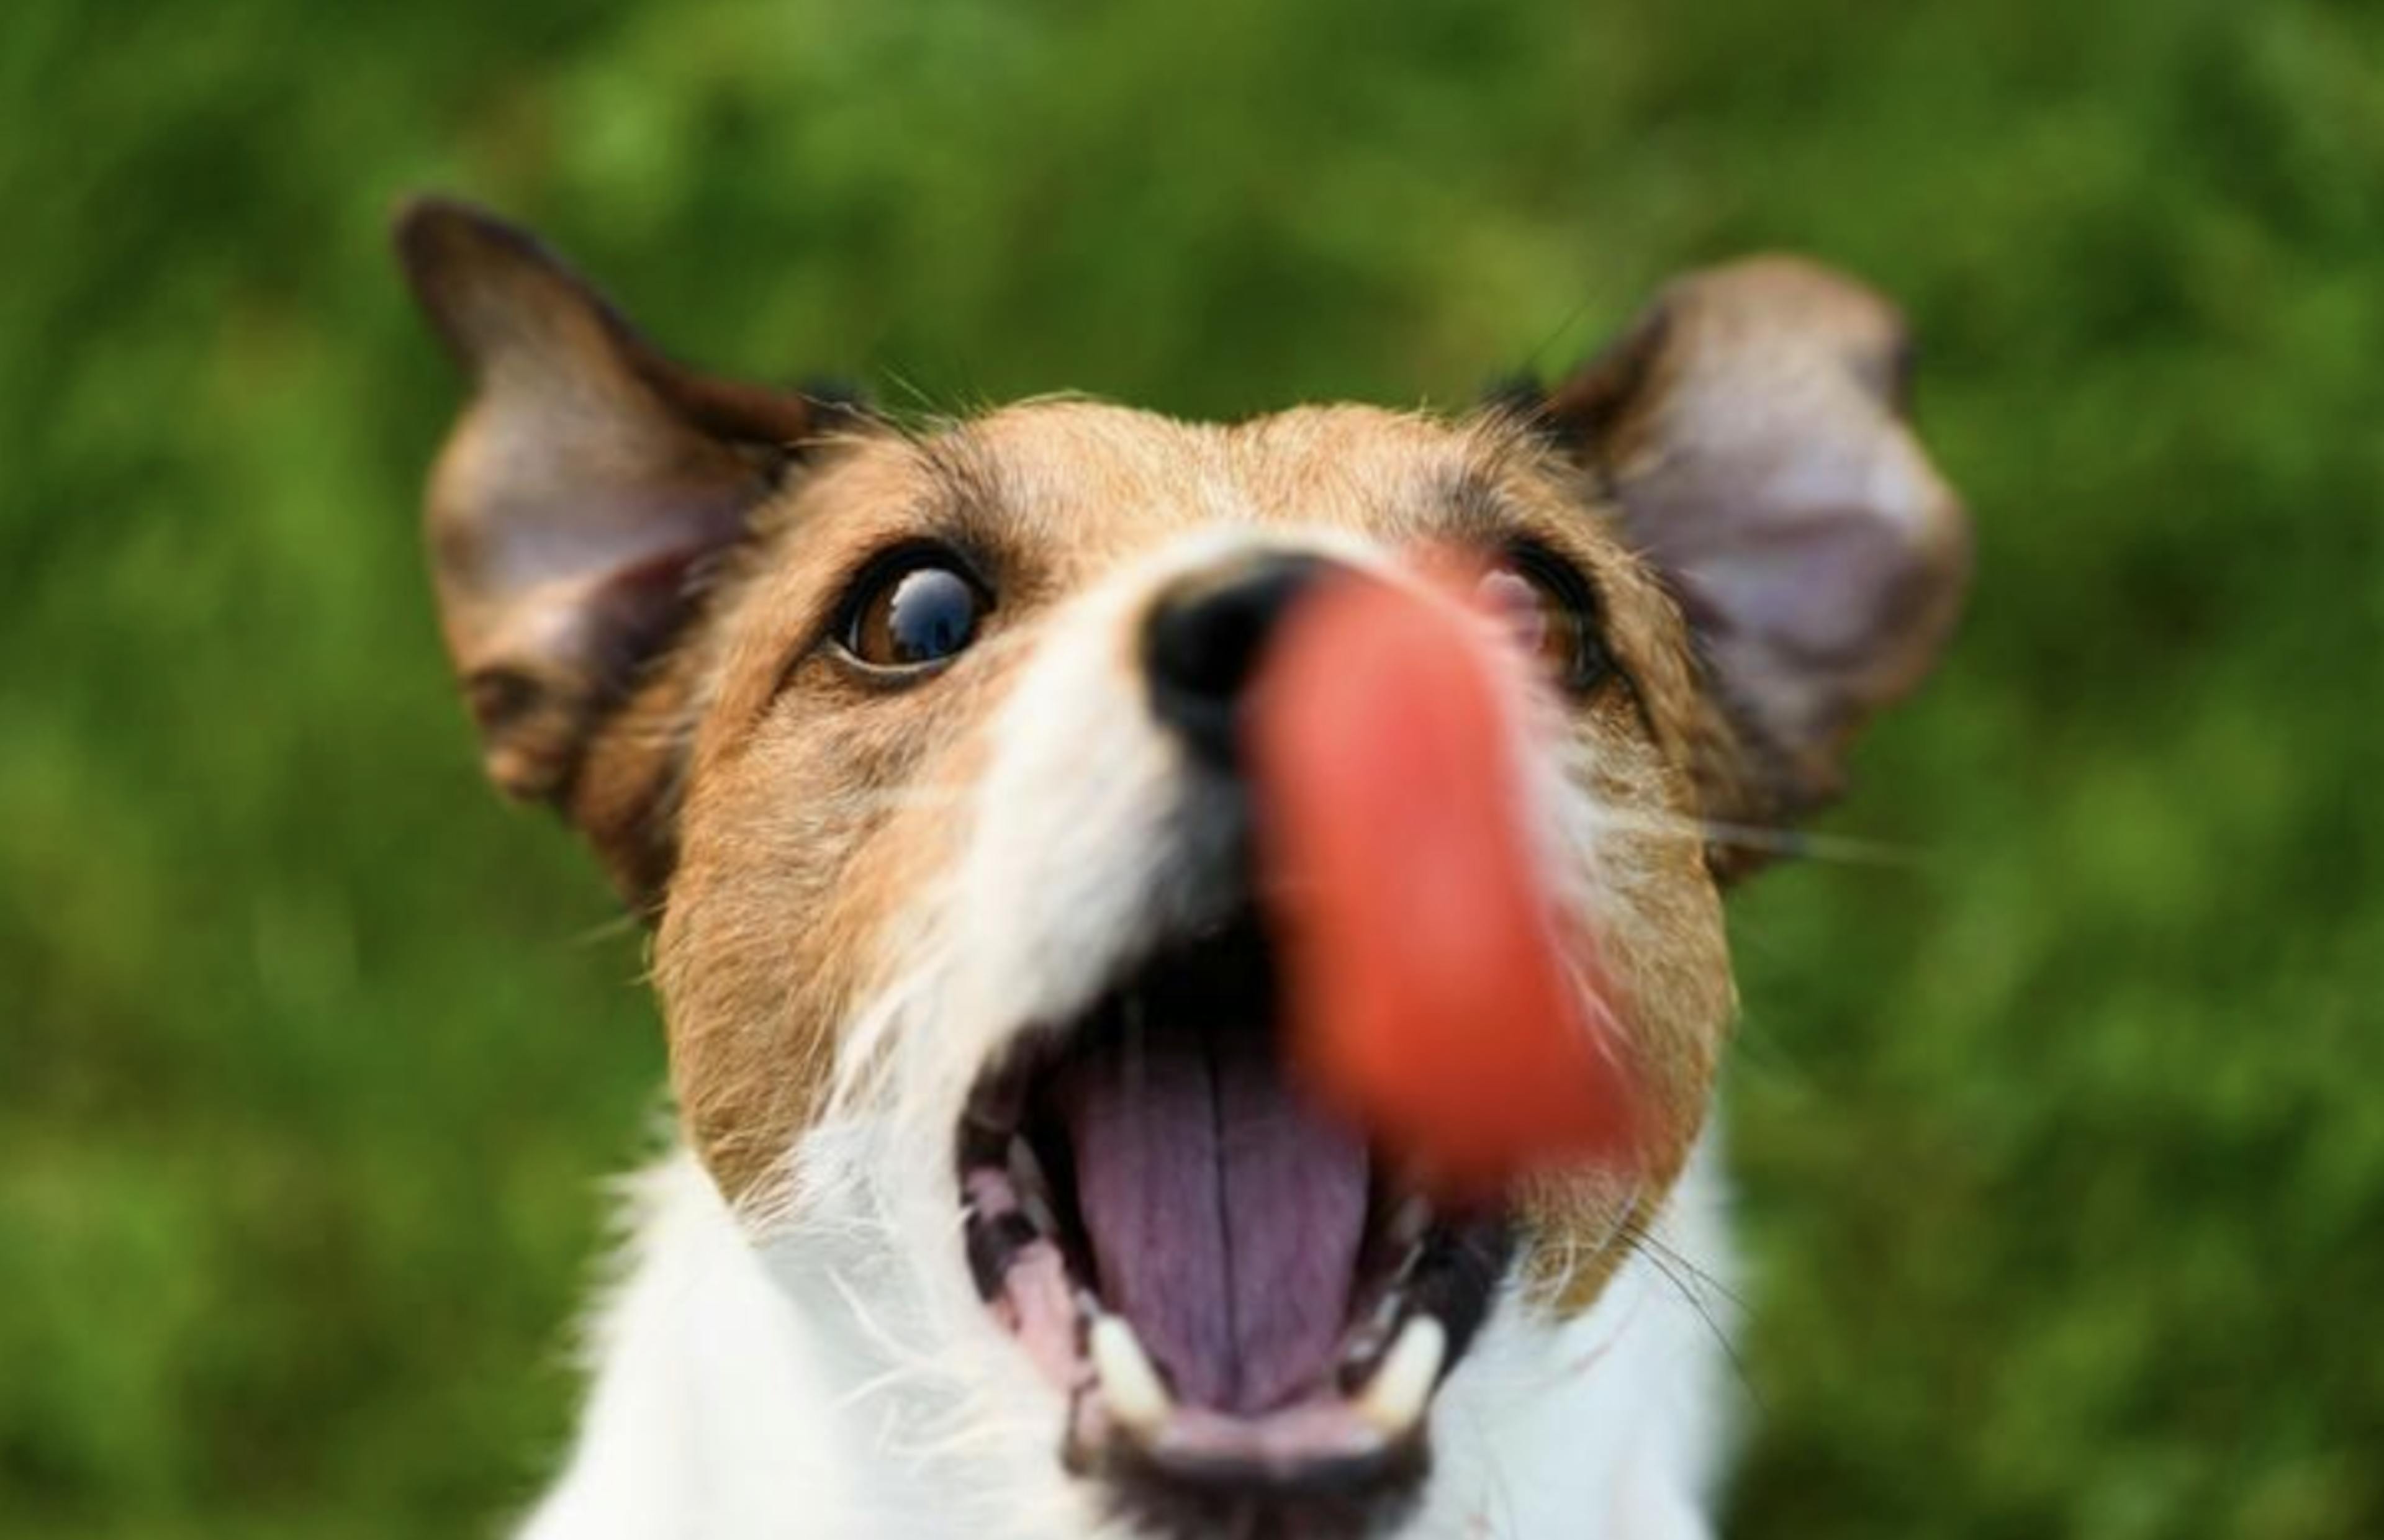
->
[[1057, 1012, 1369, 1414], [1248, 569, 1644, 1200]]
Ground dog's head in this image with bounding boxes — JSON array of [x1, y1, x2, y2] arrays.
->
[[397, 199, 1966, 1537]]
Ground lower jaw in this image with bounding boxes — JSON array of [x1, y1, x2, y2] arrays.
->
[[1077, 1405, 1434, 1540]]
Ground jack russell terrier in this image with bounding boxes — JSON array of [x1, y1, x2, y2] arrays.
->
[[394, 196, 1967, 1539]]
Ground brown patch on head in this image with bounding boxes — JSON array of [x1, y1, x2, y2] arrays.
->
[[632, 403, 1738, 1241], [651, 434, 1037, 1196]]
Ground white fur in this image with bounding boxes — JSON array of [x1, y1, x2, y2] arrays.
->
[[526, 1139, 1732, 1539], [523, 530, 1740, 1538]]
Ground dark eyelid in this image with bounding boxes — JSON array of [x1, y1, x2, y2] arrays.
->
[[1497, 536, 1602, 619], [824, 538, 996, 644], [1493, 536, 1632, 700], [771, 536, 998, 701]]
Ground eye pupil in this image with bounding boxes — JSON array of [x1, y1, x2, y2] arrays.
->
[[885, 569, 974, 661], [849, 560, 985, 669]]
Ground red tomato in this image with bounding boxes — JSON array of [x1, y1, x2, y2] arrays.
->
[[1248, 569, 1644, 1200]]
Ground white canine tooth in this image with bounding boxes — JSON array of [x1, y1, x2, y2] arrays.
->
[[1089, 1314, 1172, 1433], [1357, 1315, 1446, 1435]]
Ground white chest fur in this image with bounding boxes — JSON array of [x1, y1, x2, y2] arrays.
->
[[518, 1136, 1734, 1540]]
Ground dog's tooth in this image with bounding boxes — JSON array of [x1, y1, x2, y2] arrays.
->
[[1088, 1314, 1172, 1433], [1355, 1314, 1445, 1436], [1387, 1194, 1434, 1249]]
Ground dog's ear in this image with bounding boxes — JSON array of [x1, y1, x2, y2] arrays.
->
[[394, 197, 838, 813], [1538, 257, 1970, 839], [394, 197, 862, 904]]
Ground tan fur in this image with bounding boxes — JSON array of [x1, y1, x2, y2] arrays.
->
[[589, 402, 1736, 1303]]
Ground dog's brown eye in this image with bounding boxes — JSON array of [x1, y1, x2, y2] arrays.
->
[[841, 554, 987, 670], [1476, 551, 1609, 693]]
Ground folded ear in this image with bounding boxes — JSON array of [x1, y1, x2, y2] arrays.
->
[[1540, 256, 1971, 832], [394, 196, 840, 807]]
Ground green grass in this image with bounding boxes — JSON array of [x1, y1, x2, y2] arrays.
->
[[4, 1, 2379, 1534]]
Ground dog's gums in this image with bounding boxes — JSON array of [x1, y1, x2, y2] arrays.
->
[[957, 913, 1508, 1536]]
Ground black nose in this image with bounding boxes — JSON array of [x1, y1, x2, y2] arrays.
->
[[1143, 551, 1334, 765]]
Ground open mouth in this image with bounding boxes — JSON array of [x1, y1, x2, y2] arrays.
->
[[958, 912, 1512, 1538]]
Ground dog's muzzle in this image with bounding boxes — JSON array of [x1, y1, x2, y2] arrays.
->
[[954, 552, 1515, 1540]]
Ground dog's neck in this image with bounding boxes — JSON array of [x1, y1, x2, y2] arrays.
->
[[522, 1135, 1734, 1540]]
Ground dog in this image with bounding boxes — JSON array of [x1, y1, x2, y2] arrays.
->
[[394, 195, 1967, 1539]]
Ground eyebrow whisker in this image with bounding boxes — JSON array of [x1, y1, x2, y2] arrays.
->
[[1561, 798, 1928, 870]]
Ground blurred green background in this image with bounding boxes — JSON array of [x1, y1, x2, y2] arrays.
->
[[5, 0, 2380, 1534]]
